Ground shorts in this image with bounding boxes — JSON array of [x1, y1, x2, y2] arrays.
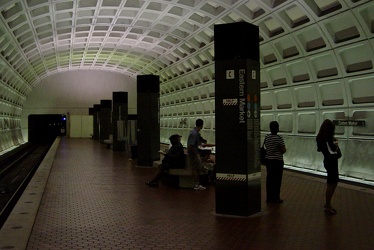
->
[[188, 152, 202, 171]]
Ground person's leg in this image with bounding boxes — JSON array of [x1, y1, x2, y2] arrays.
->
[[324, 182, 338, 214], [189, 154, 199, 185], [266, 162, 276, 201], [265, 165, 271, 200], [146, 165, 164, 186], [273, 161, 284, 201], [149, 168, 163, 183], [325, 182, 337, 207], [323, 161, 339, 214], [190, 153, 205, 190]]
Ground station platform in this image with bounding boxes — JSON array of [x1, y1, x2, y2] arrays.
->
[[1, 137, 374, 250]]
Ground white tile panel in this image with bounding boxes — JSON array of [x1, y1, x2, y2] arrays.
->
[[260, 90, 274, 111], [353, 1, 374, 37], [320, 11, 365, 46], [273, 34, 303, 62], [172, 117, 179, 128], [195, 102, 203, 115], [277, 112, 294, 133], [266, 65, 290, 88], [276, 2, 312, 31], [187, 103, 196, 115], [201, 100, 211, 114], [170, 94, 179, 105], [274, 88, 293, 110], [179, 91, 187, 103], [317, 80, 348, 108], [209, 99, 215, 114], [350, 109, 374, 136], [197, 85, 209, 99], [335, 41, 374, 76], [260, 42, 280, 65], [177, 104, 185, 116], [162, 105, 170, 116], [297, 112, 317, 134], [202, 115, 213, 130], [294, 85, 317, 109], [165, 118, 172, 128], [292, 24, 330, 54], [303, 0, 347, 20], [346, 75, 374, 107], [160, 128, 168, 143], [260, 70, 269, 89], [308, 52, 341, 80], [205, 81, 215, 98], [286, 59, 312, 84]]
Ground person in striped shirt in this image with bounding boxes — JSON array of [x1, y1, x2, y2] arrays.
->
[[264, 121, 287, 203]]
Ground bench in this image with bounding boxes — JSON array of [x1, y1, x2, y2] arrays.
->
[[153, 153, 207, 188]]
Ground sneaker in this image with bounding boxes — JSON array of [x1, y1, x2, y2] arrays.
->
[[194, 185, 206, 190]]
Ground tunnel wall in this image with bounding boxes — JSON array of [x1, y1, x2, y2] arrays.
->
[[20, 70, 136, 143]]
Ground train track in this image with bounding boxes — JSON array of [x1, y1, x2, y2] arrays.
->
[[0, 143, 52, 228]]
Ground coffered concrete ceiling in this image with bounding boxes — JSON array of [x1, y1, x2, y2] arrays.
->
[[0, 0, 373, 99]]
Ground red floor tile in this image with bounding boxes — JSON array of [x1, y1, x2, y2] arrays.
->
[[23, 138, 374, 250]]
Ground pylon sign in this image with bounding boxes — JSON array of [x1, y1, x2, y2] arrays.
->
[[214, 22, 261, 216]]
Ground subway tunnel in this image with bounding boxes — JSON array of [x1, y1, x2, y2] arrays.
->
[[0, 0, 373, 186]]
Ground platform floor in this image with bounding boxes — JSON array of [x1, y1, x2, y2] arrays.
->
[[2, 137, 374, 250]]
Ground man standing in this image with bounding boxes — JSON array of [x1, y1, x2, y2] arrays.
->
[[187, 119, 206, 190]]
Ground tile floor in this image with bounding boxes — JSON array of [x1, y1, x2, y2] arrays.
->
[[5, 137, 374, 250]]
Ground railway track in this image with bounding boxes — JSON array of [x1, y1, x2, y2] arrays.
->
[[0, 142, 52, 228]]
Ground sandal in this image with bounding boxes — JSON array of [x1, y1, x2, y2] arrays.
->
[[324, 205, 337, 215]]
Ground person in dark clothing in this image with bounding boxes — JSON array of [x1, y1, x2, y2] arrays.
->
[[316, 119, 342, 215], [264, 121, 286, 203], [146, 134, 185, 187]]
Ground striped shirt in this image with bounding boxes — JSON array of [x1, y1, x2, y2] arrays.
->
[[264, 134, 285, 161]]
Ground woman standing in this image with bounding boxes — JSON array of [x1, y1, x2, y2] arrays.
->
[[316, 119, 342, 215], [264, 121, 286, 203]]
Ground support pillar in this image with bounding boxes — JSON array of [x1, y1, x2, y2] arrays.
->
[[137, 75, 160, 166], [112, 92, 128, 151], [99, 100, 112, 143], [214, 22, 261, 216], [92, 104, 100, 140]]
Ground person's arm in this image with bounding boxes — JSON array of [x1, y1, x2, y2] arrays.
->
[[326, 139, 342, 159], [279, 136, 286, 154]]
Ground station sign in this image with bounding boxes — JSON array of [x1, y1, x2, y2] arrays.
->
[[333, 120, 365, 126]]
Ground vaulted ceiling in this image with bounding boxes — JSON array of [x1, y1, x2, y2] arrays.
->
[[0, 0, 373, 102]]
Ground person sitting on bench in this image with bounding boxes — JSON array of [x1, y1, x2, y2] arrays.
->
[[146, 134, 185, 187]]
